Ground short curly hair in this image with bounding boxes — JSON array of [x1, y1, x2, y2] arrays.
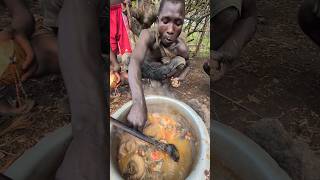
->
[[158, 0, 185, 16]]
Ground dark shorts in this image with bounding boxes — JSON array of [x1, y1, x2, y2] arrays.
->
[[212, 0, 242, 17], [140, 56, 186, 81]]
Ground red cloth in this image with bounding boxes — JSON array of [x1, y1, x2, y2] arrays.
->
[[110, 4, 132, 55]]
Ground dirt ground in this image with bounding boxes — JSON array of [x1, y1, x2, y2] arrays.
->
[[0, 0, 210, 172], [214, 0, 320, 156]]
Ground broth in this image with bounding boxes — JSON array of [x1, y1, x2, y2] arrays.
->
[[117, 113, 196, 180]]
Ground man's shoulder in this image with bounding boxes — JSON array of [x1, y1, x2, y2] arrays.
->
[[140, 29, 152, 36], [143, 27, 157, 37], [177, 38, 188, 52], [139, 29, 156, 46]]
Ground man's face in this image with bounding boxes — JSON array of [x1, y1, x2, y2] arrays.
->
[[158, 2, 184, 47]]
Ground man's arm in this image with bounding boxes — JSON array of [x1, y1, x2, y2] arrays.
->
[[127, 29, 152, 128], [218, 0, 257, 61], [55, 0, 107, 179], [176, 40, 190, 80]]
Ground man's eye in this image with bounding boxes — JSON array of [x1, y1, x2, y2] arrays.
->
[[175, 20, 183, 26], [162, 18, 169, 24]]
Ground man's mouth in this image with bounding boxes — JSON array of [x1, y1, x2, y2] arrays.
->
[[166, 38, 173, 42], [163, 37, 174, 45]]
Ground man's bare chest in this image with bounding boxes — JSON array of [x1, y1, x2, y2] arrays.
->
[[145, 43, 180, 63]]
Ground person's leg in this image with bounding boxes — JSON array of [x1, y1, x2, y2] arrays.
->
[[212, 6, 240, 50], [204, 5, 241, 75], [25, 0, 64, 79], [299, 0, 320, 46], [141, 56, 186, 81], [55, 0, 107, 179], [31, 16, 60, 77]]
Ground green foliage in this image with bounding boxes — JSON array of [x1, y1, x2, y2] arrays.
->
[[186, 31, 210, 58]]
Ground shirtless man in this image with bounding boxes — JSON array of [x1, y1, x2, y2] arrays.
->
[[299, 0, 320, 47], [127, 0, 189, 128], [204, 0, 257, 81]]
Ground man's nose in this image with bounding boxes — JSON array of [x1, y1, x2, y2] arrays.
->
[[167, 23, 174, 35]]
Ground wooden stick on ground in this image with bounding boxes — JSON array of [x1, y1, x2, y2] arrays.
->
[[213, 89, 264, 119]]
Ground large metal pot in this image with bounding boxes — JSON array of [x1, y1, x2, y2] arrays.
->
[[213, 121, 291, 180], [110, 95, 210, 180]]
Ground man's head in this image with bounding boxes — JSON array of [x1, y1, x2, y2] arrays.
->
[[157, 0, 185, 47]]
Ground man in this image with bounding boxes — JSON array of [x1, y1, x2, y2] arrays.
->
[[127, 0, 189, 128], [1, 0, 108, 179], [299, 0, 320, 47], [204, 0, 257, 81]]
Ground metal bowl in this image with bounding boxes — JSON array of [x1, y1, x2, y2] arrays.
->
[[213, 121, 291, 180]]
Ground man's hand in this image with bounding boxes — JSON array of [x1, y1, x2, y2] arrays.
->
[[127, 103, 147, 130], [211, 51, 232, 82]]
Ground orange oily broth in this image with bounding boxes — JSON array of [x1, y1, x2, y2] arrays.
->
[[145, 113, 193, 179], [118, 113, 195, 180]]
